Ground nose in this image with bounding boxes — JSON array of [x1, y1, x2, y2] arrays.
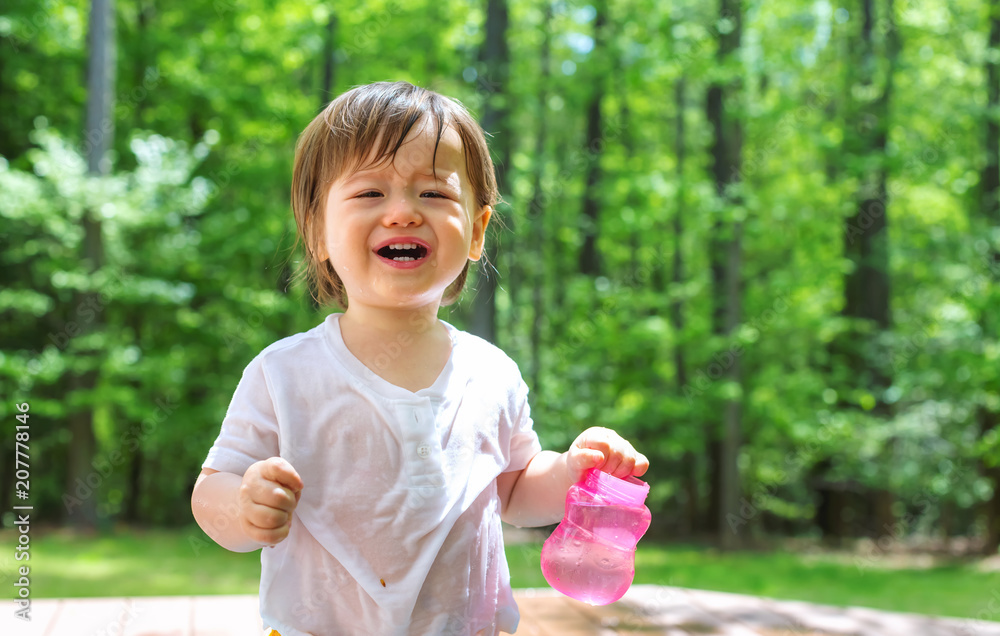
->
[[382, 195, 423, 228]]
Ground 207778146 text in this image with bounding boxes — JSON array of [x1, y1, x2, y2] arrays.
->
[[13, 401, 32, 622]]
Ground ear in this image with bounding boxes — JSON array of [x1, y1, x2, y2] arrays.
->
[[468, 204, 493, 261]]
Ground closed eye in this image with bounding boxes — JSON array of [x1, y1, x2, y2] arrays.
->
[[421, 191, 449, 199], [356, 191, 383, 198]]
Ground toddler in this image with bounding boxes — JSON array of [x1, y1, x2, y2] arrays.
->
[[191, 80, 648, 636]]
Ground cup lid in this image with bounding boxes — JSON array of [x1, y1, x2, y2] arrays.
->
[[584, 468, 650, 505]]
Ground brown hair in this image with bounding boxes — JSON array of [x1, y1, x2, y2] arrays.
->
[[290, 81, 498, 309]]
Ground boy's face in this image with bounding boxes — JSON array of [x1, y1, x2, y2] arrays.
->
[[320, 118, 491, 313]]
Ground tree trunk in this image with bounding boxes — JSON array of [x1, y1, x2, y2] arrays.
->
[[65, 0, 116, 529], [938, 499, 952, 541], [617, 71, 640, 278], [671, 75, 699, 536], [470, 0, 511, 343], [527, 2, 553, 395], [841, 0, 897, 378], [132, 0, 153, 131], [577, 0, 608, 276], [123, 442, 143, 522], [706, 439, 723, 535], [85, 0, 115, 176], [979, 0, 1000, 556], [706, 0, 744, 549], [834, 0, 899, 540]]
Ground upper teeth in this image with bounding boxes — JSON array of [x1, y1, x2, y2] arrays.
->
[[388, 243, 417, 250]]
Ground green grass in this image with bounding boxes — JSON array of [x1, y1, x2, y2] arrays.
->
[[4, 528, 998, 621], [2, 527, 262, 597], [508, 542, 1000, 621]]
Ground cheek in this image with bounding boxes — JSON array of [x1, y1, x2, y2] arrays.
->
[[327, 234, 344, 256], [323, 242, 350, 276], [325, 226, 355, 261], [447, 213, 473, 238]]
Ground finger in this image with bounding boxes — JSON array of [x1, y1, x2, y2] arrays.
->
[[569, 447, 606, 473], [610, 454, 636, 479], [612, 440, 642, 478], [251, 480, 299, 513], [242, 514, 292, 546], [582, 434, 644, 479], [241, 475, 293, 511], [244, 501, 292, 530], [573, 434, 611, 459], [259, 457, 304, 494], [602, 453, 625, 478], [240, 473, 299, 514], [633, 453, 650, 477], [581, 432, 621, 471]]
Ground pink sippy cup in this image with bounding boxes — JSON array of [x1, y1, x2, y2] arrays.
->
[[540, 468, 652, 605]]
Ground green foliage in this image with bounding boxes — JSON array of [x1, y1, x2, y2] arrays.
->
[[0, 0, 996, 547]]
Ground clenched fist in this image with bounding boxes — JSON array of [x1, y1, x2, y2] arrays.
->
[[566, 426, 649, 484], [238, 457, 304, 547]]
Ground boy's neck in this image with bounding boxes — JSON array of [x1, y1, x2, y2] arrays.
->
[[339, 303, 442, 342], [338, 303, 452, 393]]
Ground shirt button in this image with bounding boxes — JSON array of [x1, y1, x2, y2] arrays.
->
[[416, 444, 431, 458]]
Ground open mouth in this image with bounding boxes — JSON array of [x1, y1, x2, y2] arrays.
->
[[375, 242, 430, 263]]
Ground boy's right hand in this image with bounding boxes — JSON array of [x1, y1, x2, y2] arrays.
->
[[238, 457, 304, 547]]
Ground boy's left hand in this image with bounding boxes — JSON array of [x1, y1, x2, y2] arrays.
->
[[566, 426, 649, 483]]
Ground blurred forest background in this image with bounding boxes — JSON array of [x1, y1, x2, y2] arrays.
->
[[1, 0, 999, 561]]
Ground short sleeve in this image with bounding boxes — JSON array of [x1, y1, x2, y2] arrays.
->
[[504, 377, 542, 473], [202, 353, 280, 475]]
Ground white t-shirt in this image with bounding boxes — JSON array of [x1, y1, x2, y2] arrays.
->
[[202, 313, 542, 636]]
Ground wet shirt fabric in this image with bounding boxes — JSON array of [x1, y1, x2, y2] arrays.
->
[[202, 313, 542, 636]]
